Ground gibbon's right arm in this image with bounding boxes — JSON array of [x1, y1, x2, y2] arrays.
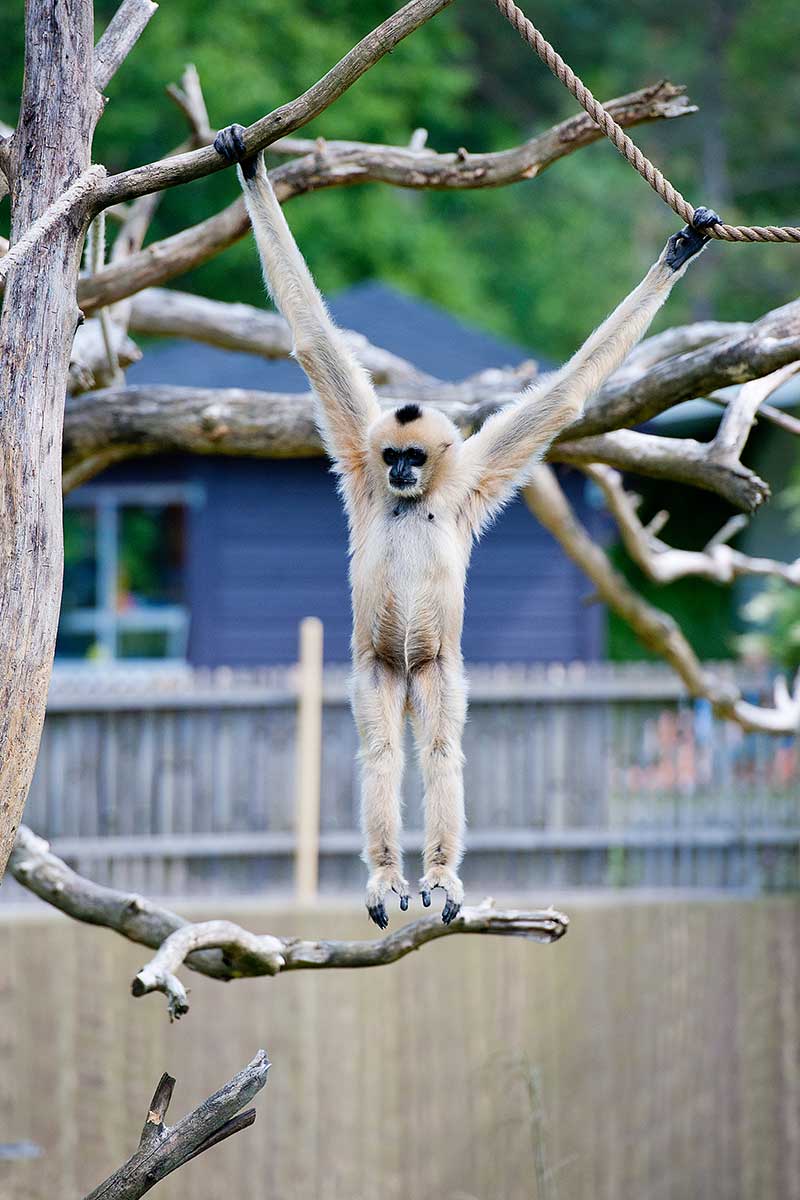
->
[[214, 125, 380, 476], [459, 208, 722, 533]]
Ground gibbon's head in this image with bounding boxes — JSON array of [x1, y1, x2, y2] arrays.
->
[[368, 403, 461, 499]]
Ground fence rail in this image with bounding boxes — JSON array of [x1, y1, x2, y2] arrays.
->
[[7, 657, 799, 900]]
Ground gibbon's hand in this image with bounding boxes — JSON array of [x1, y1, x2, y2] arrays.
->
[[664, 206, 722, 271], [213, 123, 258, 182]]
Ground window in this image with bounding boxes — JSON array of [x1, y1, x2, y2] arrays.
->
[[57, 485, 201, 662]]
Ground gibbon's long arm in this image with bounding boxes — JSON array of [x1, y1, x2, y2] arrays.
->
[[460, 208, 721, 531], [214, 126, 380, 474]]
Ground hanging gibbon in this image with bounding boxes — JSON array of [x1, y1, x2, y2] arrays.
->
[[215, 123, 718, 927]]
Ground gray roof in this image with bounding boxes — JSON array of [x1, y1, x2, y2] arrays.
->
[[128, 280, 543, 391]]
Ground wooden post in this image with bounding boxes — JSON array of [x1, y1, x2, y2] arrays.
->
[[294, 617, 324, 904]]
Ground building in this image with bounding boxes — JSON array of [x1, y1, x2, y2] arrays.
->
[[59, 282, 607, 667]]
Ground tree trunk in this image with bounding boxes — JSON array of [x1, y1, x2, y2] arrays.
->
[[0, 0, 99, 878]]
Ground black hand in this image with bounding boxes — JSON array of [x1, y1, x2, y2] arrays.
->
[[213, 124, 258, 181], [665, 206, 722, 271]]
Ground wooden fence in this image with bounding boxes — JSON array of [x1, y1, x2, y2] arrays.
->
[[8, 650, 800, 898]]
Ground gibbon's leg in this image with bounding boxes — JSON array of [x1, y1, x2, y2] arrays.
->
[[352, 661, 410, 929], [409, 658, 467, 924]]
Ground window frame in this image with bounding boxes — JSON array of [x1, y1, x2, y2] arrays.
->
[[58, 482, 204, 664]]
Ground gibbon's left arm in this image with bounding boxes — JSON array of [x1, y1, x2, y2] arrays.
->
[[460, 209, 721, 532], [214, 125, 380, 477]]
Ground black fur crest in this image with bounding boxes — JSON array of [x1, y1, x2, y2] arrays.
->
[[394, 403, 422, 425]]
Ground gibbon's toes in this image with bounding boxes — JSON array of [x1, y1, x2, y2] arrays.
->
[[213, 124, 247, 164], [399, 894, 410, 912], [419, 871, 464, 924], [367, 902, 389, 931]]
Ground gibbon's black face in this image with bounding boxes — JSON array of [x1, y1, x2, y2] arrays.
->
[[382, 445, 428, 491]]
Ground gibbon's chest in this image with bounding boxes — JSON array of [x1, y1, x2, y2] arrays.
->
[[359, 501, 468, 584]]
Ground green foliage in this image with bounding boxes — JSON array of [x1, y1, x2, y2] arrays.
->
[[2, 0, 799, 358]]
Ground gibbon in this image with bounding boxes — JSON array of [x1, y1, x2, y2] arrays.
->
[[215, 123, 719, 927]]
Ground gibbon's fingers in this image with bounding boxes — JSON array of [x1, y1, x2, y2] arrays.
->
[[367, 901, 389, 930], [213, 123, 258, 181], [665, 206, 722, 271]]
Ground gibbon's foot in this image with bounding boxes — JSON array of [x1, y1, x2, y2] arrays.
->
[[665, 207, 722, 271], [213, 124, 258, 181], [419, 867, 464, 925], [365, 868, 411, 930]]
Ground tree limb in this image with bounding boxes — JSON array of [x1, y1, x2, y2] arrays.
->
[[94, 0, 457, 207], [523, 466, 800, 734], [83, 1052, 270, 1200], [565, 299, 800, 439], [585, 463, 800, 585], [9, 825, 568, 1020], [127, 287, 431, 386], [76, 81, 695, 315], [93, 0, 159, 92]]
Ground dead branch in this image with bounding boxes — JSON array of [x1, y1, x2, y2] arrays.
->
[[83, 1052, 270, 1200], [95, 0, 456, 207], [523, 465, 800, 734], [556, 430, 771, 512], [93, 0, 159, 92], [61, 346, 794, 506], [566, 299, 800, 439], [127, 288, 431, 386], [10, 826, 568, 1020], [585, 463, 800, 585], [76, 81, 694, 316]]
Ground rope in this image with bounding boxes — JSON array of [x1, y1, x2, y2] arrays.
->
[[491, 0, 800, 244], [0, 164, 107, 284]]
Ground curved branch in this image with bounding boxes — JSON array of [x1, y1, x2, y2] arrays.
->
[[523, 465, 800, 734], [566, 299, 800, 438], [557, 429, 771, 512], [77, 81, 695, 315], [95, 0, 457, 206], [585, 463, 800, 585], [10, 825, 568, 1020], [127, 288, 430, 386]]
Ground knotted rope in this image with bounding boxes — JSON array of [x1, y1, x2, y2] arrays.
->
[[492, 0, 800, 243]]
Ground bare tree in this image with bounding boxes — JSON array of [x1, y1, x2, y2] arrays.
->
[[2, 0, 800, 888]]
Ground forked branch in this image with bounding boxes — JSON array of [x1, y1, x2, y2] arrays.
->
[[523, 465, 800, 734], [83, 1052, 270, 1200], [9, 826, 569, 1019]]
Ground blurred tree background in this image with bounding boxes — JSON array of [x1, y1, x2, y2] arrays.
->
[[1, 0, 798, 662]]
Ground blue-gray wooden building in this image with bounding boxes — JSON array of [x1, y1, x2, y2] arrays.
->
[[60, 283, 606, 666]]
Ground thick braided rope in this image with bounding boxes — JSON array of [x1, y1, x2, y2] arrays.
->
[[0, 164, 107, 284], [492, 0, 800, 244]]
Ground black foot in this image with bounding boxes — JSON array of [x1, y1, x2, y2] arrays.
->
[[213, 124, 257, 180], [367, 902, 389, 930], [421, 890, 431, 907], [665, 206, 722, 271], [400, 894, 409, 911]]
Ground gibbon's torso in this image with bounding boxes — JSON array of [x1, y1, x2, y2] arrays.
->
[[348, 491, 471, 673]]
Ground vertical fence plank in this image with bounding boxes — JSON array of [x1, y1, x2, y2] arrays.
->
[[294, 618, 324, 904]]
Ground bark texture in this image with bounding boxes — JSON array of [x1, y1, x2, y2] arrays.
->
[[0, 0, 101, 878]]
